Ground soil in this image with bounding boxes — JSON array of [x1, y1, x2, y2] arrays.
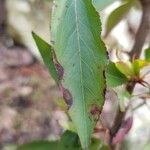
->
[[0, 27, 65, 149]]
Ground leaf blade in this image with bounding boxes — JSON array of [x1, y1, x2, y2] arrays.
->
[[54, 0, 107, 148], [51, 0, 67, 44], [132, 59, 149, 76], [105, 1, 132, 36], [32, 32, 59, 84], [115, 61, 134, 77], [17, 141, 58, 150], [106, 62, 128, 87], [17, 131, 102, 150], [144, 47, 150, 62], [92, 0, 116, 11]]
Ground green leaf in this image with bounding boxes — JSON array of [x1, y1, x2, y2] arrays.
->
[[105, 1, 132, 36], [106, 62, 128, 87], [51, 0, 67, 44], [115, 61, 134, 77], [144, 47, 150, 62], [17, 141, 58, 150], [17, 131, 101, 150], [58, 131, 81, 150], [61, 131, 105, 150], [132, 59, 149, 76], [92, 0, 116, 11], [59, 131, 101, 150], [32, 32, 59, 84], [53, 0, 107, 149], [90, 139, 101, 150], [17, 131, 80, 150]]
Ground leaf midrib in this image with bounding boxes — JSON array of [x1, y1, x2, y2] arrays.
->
[[74, 0, 88, 145]]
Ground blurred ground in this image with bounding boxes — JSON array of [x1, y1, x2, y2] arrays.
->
[[0, 42, 64, 149], [0, 16, 65, 149]]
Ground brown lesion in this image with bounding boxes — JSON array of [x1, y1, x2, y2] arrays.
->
[[61, 87, 73, 108], [102, 69, 107, 104], [90, 104, 102, 122], [52, 51, 73, 108], [55, 62, 64, 81], [52, 51, 64, 81]]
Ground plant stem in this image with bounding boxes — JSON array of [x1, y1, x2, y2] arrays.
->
[[109, 0, 150, 149], [129, 0, 150, 59]]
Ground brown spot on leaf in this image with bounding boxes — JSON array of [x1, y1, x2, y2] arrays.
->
[[55, 62, 64, 80], [90, 104, 101, 121], [62, 87, 73, 108]]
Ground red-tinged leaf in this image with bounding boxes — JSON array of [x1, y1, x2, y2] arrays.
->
[[112, 116, 133, 144], [123, 117, 133, 134]]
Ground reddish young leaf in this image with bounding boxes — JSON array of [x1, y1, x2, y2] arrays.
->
[[112, 116, 133, 144]]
